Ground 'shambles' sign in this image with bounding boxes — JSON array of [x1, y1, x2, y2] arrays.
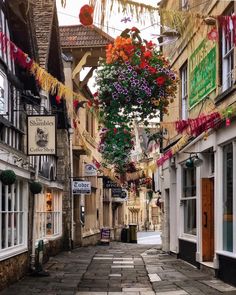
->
[[27, 115, 56, 155]]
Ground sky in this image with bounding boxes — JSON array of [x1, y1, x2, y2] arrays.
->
[[56, 0, 160, 40], [56, 0, 160, 91]]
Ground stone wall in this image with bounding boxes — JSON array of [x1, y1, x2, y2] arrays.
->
[[0, 252, 28, 291], [82, 233, 101, 246], [56, 129, 71, 250]]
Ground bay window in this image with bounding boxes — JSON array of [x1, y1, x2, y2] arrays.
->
[[0, 180, 27, 259], [35, 190, 62, 240], [182, 166, 196, 236]]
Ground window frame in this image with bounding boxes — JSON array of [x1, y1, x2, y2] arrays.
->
[[221, 6, 234, 93], [35, 189, 62, 242], [0, 180, 28, 261], [181, 166, 197, 237], [180, 62, 188, 120]]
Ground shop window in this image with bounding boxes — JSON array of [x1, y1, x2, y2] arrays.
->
[[0, 180, 27, 258], [221, 7, 234, 92], [35, 190, 62, 240], [182, 166, 196, 235], [223, 143, 233, 252], [180, 62, 188, 120]]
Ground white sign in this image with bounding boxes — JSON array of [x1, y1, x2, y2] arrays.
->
[[84, 163, 97, 176], [27, 115, 56, 155], [73, 181, 91, 195]]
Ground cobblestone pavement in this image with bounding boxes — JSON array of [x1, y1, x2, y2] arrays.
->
[[1, 242, 236, 295]]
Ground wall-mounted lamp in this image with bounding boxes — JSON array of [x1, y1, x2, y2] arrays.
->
[[185, 154, 203, 168]]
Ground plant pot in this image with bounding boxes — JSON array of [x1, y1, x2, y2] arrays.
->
[[0, 170, 16, 185], [29, 181, 42, 194]]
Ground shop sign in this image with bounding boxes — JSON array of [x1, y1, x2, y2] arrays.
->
[[103, 178, 120, 189], [111, 187, 122, 198], [73, 181, 91, 195], [189, 40, 216, 108], [112, 189, 128, 202], [27, 115, 56, 155], [84, 163, 97, 176]]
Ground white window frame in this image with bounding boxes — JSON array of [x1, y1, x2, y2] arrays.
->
[[222, 12, 234, 92], [180, 63, 188, 120], [180, 165, 197, 239], [181, 0, 189, 10], [35, 190, 62, 242], [0, 70, 8, 115], [0, 180, 28, 261]]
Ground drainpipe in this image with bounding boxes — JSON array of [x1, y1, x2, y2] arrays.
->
[[68, 125, 74, 249], [30, 155, 39, 271]]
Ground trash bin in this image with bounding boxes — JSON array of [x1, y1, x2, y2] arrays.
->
[[129, 224, 137, 243], [121, 227, 130, 243]]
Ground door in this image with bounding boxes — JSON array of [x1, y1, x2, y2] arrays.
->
[[202, 178, 214, 261]]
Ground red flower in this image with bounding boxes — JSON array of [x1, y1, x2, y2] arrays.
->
[[87, 100, 93, 107], [156, 76, 166, 86], [73, 100, 79, 109], [144, 51, 152, 59], [93, 91, 98, 97], [146, 41, 154, 48], [55, 95, 61, 104], [73, 119, 77, 129], [113, 128, 117, 134], [131, 27, 139, 32], [125, 44, 135, 54], [148, 66, 157, 74], [139, 60, 148, 69]]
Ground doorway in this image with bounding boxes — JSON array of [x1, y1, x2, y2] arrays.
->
[[202, 178, 214, 261]]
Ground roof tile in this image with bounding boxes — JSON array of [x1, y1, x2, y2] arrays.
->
[[59, 25, 113, 48]]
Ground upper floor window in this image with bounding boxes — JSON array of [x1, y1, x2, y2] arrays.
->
[[180, 62, 188, 120], [221, 8, 234, 92], [181, 0, 189, 10], [0, 70, 8, 115]]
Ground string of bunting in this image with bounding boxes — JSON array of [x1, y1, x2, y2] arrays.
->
[[0, 31, 95, 120]]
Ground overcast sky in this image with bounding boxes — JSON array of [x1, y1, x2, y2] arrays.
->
[[56, 0, 160, 40]]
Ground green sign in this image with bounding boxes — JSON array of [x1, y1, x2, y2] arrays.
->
[[189, 40, 216, 108]]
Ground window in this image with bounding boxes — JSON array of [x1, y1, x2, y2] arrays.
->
[[86, 110, 95, 138], [182, 166, 196, 235], [223, 143, 233, 252], [222, 9, 234, 92], [0, 70, 8, 115], [35, 190, 62, 240], [0, 180, 27, 258], [181, 0, 189, 10], [180, 63, 188, 120]]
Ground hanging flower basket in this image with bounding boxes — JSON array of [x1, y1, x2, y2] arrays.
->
[[29, 181, 42, 195], [0, 170, 16, 185], [96, 28, 178, 126]]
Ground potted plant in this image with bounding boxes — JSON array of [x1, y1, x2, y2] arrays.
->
[[29, 181, 42, 194], [0, 170, 16, 185]]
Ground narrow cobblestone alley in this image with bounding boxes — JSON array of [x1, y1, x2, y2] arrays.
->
[[1, 243, 236, 295]]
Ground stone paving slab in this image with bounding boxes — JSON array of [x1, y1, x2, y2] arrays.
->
[[2, 242, 236, 295]]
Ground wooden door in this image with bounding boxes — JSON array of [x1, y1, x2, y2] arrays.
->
[[202, 178, 214, 261]]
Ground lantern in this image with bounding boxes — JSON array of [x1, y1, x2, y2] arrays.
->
[[79, 5, 94, 26]]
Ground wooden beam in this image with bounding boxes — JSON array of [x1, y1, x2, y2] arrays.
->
[[72, 51, 91, 80]]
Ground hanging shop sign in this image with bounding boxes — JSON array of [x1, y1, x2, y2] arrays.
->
[[189, 40, 216, 109], [103, 178, 120, 189], [27, 115, 56, 155], [112, 189, 128, 202], [72, 181, 91, 195], [111, 187, 122, 198], [84, 163, 97, 176]]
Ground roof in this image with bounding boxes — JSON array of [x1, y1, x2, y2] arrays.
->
[[59, 25, 114, 48]]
